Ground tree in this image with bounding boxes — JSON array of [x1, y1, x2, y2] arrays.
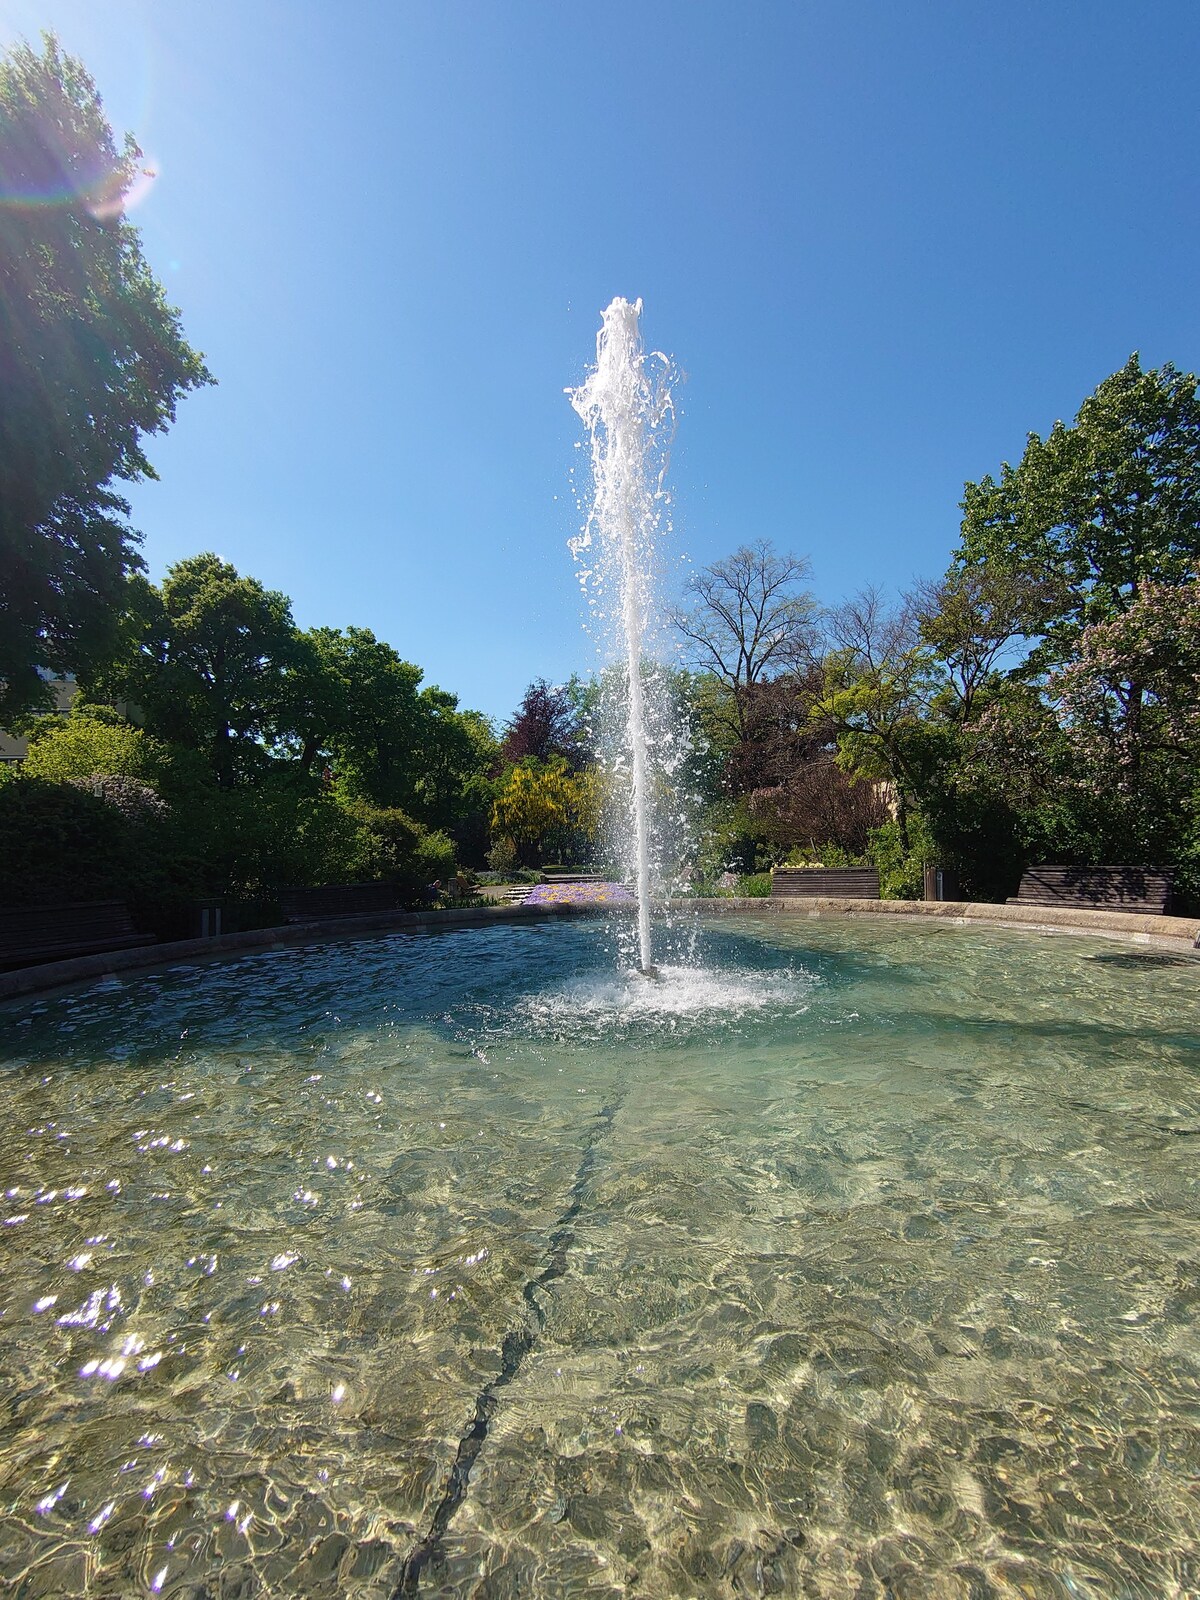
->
[[500, 679, 586, 767], [1054, 582, 1200, 775], [21, 708, 164, 785], [0, 38, 212, 722], [812, 589, 934, 853], [275, 624, 496, 851], [490, 760, 582, 864], [101, 555, 296, 786], [911, 563, 1058, 722], [674, 541, 817, 740], [958, 355, 1200, 665]]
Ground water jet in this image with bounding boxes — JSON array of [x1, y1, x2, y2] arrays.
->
[[568, 297, 676, 978]]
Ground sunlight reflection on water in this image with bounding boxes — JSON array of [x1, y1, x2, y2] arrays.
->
[[0, 915, 1198, 1598]]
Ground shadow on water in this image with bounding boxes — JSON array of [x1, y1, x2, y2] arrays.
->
[[1085, 949, 1198, 970], [908, 1007, 1200, 1057]]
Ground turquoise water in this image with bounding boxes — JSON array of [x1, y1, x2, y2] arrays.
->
[[1, 915, 1198, 1598]]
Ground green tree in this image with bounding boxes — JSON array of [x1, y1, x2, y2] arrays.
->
[[21, 709, 161, 784], [1054, 581, 1200, 778], [911, 563, 1058, 722], [100, 556, 296, 786], [958, 355, 1200, 665], [0, 38, 212, 722], [281, 625, 435, 808], [812, 589, 935, 854]]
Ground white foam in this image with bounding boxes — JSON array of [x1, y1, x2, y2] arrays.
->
[[516, 963, 815, 1032]]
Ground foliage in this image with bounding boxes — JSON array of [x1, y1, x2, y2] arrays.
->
[[0, 38, 212, 722], [337, 797, 456, 895], [782, 842, 868, 867], [485, 834, 520, 876], [737, 872, 772, 897], [691, 796, 774, 878], [96, 556, 296, 787], [812, 589, 935, 852], [911, 563, 1057, 720], [0, 772, 184, 910], [490, 759, 583, 864], [277, 625, 496, 848], [0, 776, 133, 904], [744, 757, 891, 858], [571, 765, 609, 848], [958, 354, 1200, 664], [1052, 581, 1200, 780], [68, 772, 167, 821], [20, 706, 175, 786], [866, 818, 930, 901], [500, 679, 587, 767]]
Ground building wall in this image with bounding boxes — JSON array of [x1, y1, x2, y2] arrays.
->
[[0, 676, 78, 763]]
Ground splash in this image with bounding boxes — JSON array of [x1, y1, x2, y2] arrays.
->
[[513, 962, 817, 1041], [568, 299, 678, 976]]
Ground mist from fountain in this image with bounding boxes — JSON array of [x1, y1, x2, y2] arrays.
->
[[568, 298, 678, 976]]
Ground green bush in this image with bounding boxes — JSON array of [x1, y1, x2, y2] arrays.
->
[[867, 819, 929, 900], [738, 872, 773, 897], [23, 714, 159, 784], [0, 774, 189, 915], [413, 827, 457, 886], [782, 842, 868, 868], [338, 797, 457, 900]]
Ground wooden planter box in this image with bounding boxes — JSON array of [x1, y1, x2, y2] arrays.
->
[[770, 867, 881, 900]]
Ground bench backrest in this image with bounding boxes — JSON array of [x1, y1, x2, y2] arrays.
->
[[0, 901, 147, 967], [1016, 865, 1172, 912], [278, 883, 399, 920]]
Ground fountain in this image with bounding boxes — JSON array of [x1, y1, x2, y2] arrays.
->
[[568, 297, 676, 977], [1, 305, 1196, 1599]]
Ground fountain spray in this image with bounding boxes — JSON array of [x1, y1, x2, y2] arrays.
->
[[569, 299, 675, 977]]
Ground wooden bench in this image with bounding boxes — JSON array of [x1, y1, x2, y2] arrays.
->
[[771, 867, 881, 900], [278, 883, 400, 923], [0, 901, 154, 970], [1008, 865, 1173, 915]]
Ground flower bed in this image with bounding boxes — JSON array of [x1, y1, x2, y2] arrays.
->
[[522, 881, 635, 906]]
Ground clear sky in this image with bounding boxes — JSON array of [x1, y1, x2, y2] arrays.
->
[[5, 0, 1199, 723]]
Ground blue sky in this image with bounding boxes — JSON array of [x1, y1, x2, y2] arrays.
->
[[5, 0, 1200, 723]]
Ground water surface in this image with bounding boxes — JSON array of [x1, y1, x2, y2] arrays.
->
[[1, 916, 1198, 1598]]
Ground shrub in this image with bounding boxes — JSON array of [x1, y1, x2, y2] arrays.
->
[[338, 798, 458, 900], [0, 774, 188, 913], [867, 819, 929, 900], [23, 714, 161, 784], [68, 773, 169, 822], [486, 834, 519, 875]]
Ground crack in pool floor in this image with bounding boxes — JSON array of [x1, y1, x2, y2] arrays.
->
[[393, 1091, 623, 1596]]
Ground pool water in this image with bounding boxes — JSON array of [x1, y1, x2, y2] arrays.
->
[[1, 915, 1198, 1598]]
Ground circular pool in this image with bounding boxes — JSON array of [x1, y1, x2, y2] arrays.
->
[[2, 916, 1198, 1597]]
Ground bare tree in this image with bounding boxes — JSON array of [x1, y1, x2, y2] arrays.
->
[[674, 540, 817, 739]]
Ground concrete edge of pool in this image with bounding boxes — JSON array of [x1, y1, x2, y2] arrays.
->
[[1, 895, 1197, 1002]]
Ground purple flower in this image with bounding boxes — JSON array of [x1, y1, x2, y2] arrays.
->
[[522, 882, 635, 906]]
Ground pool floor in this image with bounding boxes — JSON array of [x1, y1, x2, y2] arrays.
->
[[1, 916, 1198, 1598]]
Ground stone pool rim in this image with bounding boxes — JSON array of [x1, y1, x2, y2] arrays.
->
[[1, 895, 1197, 1003]]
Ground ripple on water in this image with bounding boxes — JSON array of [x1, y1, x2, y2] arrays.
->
[[0, 915, 1198, 1597]]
